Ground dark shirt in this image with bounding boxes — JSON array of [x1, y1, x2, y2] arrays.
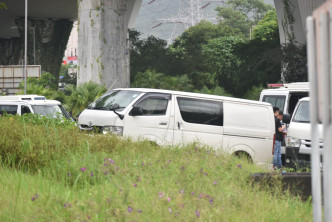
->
[[275, 116, 283, 141]]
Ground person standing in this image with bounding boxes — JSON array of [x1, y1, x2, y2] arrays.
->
[[273, 107, 285, 170]]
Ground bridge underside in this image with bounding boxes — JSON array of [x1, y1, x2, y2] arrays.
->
[[0, 0, 77, 83]]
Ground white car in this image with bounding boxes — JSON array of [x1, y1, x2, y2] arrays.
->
[[0, 95, 71, 119], [78, 88, 275, 165]]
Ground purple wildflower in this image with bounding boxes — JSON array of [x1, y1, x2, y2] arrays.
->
[[138, 209, 142, 213], [191, 192, 195, 195], [203, 172, 208, 176], [213, 180, 217, 185], [90, 171, 94, 177], [209, 198, 213, 205], [31, 197, 36, 201], [168, 160, 171, 163], [134, 184, 137, 187], [64, 203, 72, 208], [68, 160, 71, 162], [167, 198, 171, 202], [104, 171, 108, 175], [169, 208, 172, 213], [80, 167, 87, 172], [195, 210, 200, 218], [108, 158, 115, 164], [158, 192, 164, 198], [142, 161, 145, 166], [128, 206, 133, 213], [200, 168, 203, 172], [237, 164, 242, 169]]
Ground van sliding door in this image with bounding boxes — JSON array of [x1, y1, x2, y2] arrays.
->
[[173, 96, 224, 149]]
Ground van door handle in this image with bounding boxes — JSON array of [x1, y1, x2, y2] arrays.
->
[[177, 122, 181, 129], [159, 121, 168, 125]]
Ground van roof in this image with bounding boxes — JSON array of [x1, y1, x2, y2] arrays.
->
[[0, 99, 61, 106], [299, 97, 310, 102], [0, 95, 46, 101], [261, 82, 309, 93], [113, 88, 271, 107]]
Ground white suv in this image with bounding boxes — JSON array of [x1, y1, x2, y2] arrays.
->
[[0, 95, 71, 119]]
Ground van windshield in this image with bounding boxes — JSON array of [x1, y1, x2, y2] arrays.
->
[[88, 90, 142, 111], [32, 105, 71, 119], [292, 101, 310, 123]]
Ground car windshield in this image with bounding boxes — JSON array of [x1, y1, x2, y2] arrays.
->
[[89, 90, 142, 111], [32, 105, 70, 119], [292, 101, 310, 123]]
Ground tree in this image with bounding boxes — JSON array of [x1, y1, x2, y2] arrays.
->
[[65, 82, 107, 116], [168, 21, 229, 76], [253, 10, 279, 41], [129, 30, 169, 81], [281, 43, 307, 82], [216, 0, 273, 39], [202, 36, 244, 92]]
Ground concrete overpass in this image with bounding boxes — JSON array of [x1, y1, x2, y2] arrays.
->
[[0, 0, 142, 89], [0, 0, 328, 89]]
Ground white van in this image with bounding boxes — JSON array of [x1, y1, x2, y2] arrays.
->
[[78, 88, 275, 165], [282, 97, 323, 169], [259, 82, 309, 116], [0, 95, 71, 119]]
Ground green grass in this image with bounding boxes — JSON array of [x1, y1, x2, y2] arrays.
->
[[0, 115, 312, 221]]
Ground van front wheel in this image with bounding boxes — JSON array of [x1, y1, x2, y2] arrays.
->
[[233, 151, 253, 163]]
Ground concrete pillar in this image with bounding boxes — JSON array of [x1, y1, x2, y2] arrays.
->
[[77, 0, 142, 89], [274, 0, 326, 45]]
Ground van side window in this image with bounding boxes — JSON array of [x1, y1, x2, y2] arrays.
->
[[134, 97, 168, 116], [21, 105, 32, 115], [0, 105, 18, 115], [177, 97, 223, 126], [262, 96, 286, 112]]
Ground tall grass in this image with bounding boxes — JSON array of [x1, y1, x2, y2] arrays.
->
[[0, 116, 312, 221]]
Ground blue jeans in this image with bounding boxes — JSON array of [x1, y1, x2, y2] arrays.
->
[[273, 140, 282, 168]]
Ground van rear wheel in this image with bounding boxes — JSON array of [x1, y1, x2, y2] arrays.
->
[[233, 151, 253, 163]]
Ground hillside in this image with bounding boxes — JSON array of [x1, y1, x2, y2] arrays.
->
[[134, 0, 275, 41]]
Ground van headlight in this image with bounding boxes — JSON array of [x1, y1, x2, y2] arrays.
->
[[286, 136, 301, 148], [102, 126, 123, 136]]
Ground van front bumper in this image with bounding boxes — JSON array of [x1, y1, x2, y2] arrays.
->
[[285, 144, 323, 169]]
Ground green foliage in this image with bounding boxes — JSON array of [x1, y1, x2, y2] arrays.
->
[[169, 21, 228, 76], [281, 43, 307, 82], [195, 86, 233, 97], [59, 64, 77, 87], [243, 85, 266, 100], [216, 0, 273, 38], [131, 69, 165, 89], [253, 10, 279, 41], [64, 82, 107, 116], [19, 72, 58, 91], [0, 117, 313, 221], [129, 30, 169, 81], [0, 2, 7, 10], [202, 36, 244, 91]]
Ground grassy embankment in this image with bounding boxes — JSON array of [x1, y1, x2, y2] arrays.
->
[[0, 115, 312, 221]]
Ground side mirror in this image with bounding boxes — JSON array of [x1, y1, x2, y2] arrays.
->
[[130, 106, 143, 116], [111, 103, 120, 110], [283, 114, 291, 124], [110, 103, 124, 120]]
